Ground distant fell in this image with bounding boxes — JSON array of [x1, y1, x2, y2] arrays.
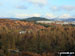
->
[[50, 18, 75, 22], [62, 18, 75, 22], [21, 17, 50, 21]]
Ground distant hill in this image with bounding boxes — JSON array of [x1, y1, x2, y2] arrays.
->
[[0, 17, 75, 22], [0, 18, 20, 20], [21, 17, 50, 21], [62, 18, 75, 22], [50, 18, 75, 22]]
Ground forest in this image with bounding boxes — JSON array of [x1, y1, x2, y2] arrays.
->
[[0, 24, 75, 56]]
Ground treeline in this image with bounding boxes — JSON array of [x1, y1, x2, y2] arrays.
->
[[0, 26, 75, 56]]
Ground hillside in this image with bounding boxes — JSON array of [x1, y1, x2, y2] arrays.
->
[[21, 17, 50, 21], [0, 19, 45, 32]]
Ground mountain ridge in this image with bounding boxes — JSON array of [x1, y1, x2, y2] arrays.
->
[[0, 17, 75, 22], [21, 17, 50, 21]]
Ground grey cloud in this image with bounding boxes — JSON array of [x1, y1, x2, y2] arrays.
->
[[0, 3, 2, 6], [16, 5, 27, 9], [51, 5, 75, 11], [61, 6, 75, 11], [24, 0, 48, 7]]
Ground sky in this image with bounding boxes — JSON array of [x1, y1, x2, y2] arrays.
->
[[0, 0, 75, 19]]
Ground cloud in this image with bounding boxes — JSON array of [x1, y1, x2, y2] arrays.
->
[[45, 13, 56, 19], [58, 14, 71, 18], [61, 5, 75, 11], [0, 3, 2, 6], [15, 14, 41, 18], [15, 14, 29, 18], [15, 13, 56, 19], [16, 5, 27, 9], [51, 5, 75, 11], [0, 16, 11, 18], [45, 13, 75, 19], [25, 0, 48, 6], [32, 14, 41, 17], [15, 13, 75, 19], [58, 14, 75, 18], [51, 6, 60, 11]]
